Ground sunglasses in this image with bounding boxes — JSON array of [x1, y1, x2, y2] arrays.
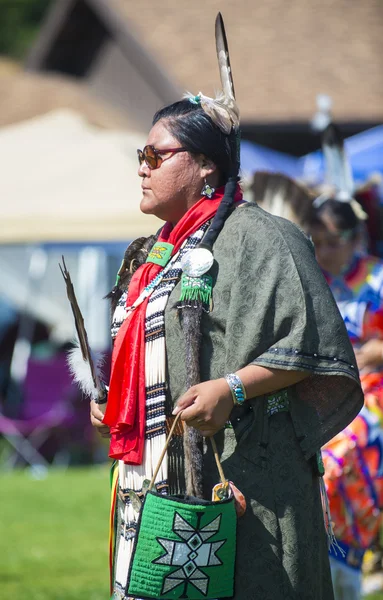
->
[[137, 144, 187, 170]]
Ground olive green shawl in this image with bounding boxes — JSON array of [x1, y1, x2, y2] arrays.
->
[[165, 202, 363, 459]]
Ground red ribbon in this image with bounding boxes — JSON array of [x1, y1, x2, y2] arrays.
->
[[104, 186, 242, 464]]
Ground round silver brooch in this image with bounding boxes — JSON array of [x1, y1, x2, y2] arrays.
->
[[180, 248, 214, 277]]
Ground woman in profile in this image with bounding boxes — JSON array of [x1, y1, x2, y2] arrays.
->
[[89, 16, 363, 600]]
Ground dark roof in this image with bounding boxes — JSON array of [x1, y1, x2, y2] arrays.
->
[[26, 0, 180, 131], [114, 0, 383, 122], [27, 0, 383, 123]]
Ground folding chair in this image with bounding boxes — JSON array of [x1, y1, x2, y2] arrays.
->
[[0, 353, 78, 470]]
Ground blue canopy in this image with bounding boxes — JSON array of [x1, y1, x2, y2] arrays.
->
[[241, 126, 383, 189], [299, 125, 383, 186], [240, 139, 301, 179]]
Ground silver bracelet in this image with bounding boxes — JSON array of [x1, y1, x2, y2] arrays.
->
[[224, 373, 247, 406]]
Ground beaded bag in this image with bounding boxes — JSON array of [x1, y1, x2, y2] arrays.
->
[[127, 415, 237, 599]]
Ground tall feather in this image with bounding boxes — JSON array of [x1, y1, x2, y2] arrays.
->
[[197, 13, 240, 251], [321, 123, 354, 200], [59, 256, 106, 402], [185, 13, 239, 136], [214, 12, 240, 131], [312, 94, 354, 201], [215, 14, 235, 101]]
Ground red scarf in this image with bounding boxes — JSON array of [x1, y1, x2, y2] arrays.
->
[[104, 186, 242, 464]]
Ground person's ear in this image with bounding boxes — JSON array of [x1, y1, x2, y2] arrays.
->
[[199, 155, 217, 179]]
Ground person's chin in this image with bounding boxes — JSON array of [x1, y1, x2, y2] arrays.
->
[[140, 195, 155, 215]]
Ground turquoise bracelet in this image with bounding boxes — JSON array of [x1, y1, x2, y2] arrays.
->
[[224, 373, 247, 406]]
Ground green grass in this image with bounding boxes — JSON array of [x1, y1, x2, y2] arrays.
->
[[1, 465, 383, 599], [0, 466, 111, 599]]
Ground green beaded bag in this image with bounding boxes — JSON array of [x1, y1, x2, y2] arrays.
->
[[127, 415, 237, 599]]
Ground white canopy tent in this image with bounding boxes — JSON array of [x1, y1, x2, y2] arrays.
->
[[0, 109, 160, 243], [0, 110, 160, 347], [0, 109, 166, 468]]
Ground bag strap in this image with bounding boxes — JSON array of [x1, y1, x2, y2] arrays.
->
[[149, 411, 227, 491]]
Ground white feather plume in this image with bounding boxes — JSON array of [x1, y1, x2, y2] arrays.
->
[[67, 343, 106, 402], [183, 91, 238, 135]]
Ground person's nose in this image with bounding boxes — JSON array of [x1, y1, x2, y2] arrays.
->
[[138, 161, 150, 178]]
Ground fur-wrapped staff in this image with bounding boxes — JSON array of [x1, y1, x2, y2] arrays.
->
[[59, 256, 107, 406], [178, 12, 241, 498]]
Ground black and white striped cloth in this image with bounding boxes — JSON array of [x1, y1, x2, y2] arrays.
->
[[111, 222, 210, 600]]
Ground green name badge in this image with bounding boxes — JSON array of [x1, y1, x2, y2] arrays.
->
[[146, 242, 174, 267]]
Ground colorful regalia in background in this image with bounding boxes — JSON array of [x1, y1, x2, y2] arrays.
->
[[324, 253, 383, 421], [323, 407, 383, 566], [322, 254, 383, 578]]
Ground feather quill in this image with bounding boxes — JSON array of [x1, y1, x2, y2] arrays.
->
[[214, 12, 239, 131], [59, 256, 106, 402], [311, 98, 367, 220], [184, 13, 239, 135], [311, 95, 354, 200], [321, 123, 354, 200]]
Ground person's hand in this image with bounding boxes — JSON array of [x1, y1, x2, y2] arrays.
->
[[90, 400, 111, 438], [354, 339, 383, 371], [173, 379, 234, 437]]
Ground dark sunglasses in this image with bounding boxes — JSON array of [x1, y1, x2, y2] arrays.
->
[[137, 144, 187, 170]]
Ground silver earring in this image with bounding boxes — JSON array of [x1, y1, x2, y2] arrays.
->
[[201, 179, 215, 199]]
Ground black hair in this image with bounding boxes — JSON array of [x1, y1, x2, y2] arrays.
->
[[154, 99, 240, 251], [311, 198, 360, 238], [153, 100, 234, 185]]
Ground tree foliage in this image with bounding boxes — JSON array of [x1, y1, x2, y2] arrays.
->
[[0, 0, 54, 59]]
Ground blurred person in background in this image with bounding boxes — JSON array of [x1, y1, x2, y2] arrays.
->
[[310, 198, 383, 382], [308, 113, 383, 600], [310, 116, 383, 421], [310, 195, 383, 600]]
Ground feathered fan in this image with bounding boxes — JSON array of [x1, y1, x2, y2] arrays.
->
[[59, 256, 107, 403]]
